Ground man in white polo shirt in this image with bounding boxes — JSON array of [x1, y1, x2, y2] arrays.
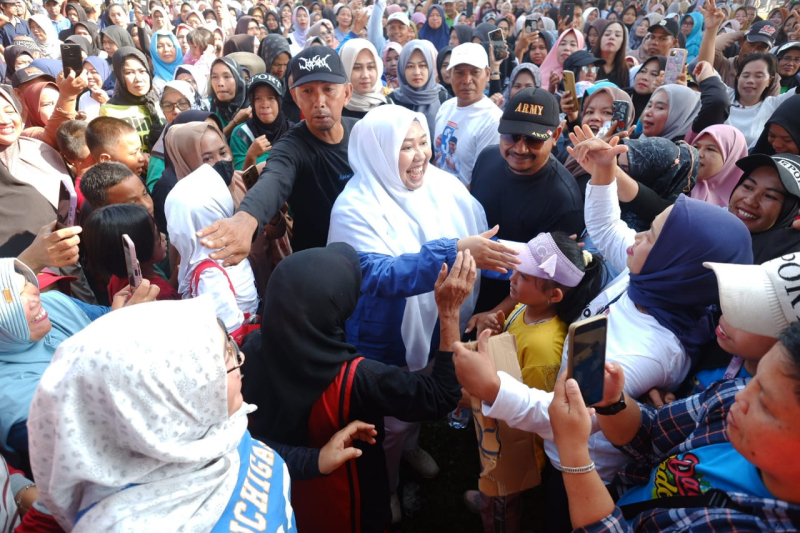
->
[[433, 43, 503, 186]]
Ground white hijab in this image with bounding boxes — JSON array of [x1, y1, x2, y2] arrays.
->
[[29, 14, 62, 59], [165, 165, 259, 331], [28, 296, 254, 532], [328, 105, 487, 371], [339, 38, 386, 113]]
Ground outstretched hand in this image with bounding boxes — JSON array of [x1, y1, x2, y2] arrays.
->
[[567, 125, 628, 170], [318, 421, 377, 475], [457, 225, 520, 274], [698, 0, 726, 30], [434, 250, 478, 315]]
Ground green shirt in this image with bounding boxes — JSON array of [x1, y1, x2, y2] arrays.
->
[[230, 122, 270, 170]]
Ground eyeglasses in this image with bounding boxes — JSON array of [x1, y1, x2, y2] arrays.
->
[[779, 55, 800, 64], [217, 318, 245, 374], [500, 133, 546, 146], [161, 98, 191, 113], [581, 66, 598, 74]]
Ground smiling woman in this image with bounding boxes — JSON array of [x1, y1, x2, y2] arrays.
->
[[339, 38, 388, 120]]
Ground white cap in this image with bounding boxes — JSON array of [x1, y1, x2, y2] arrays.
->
[[704, 255, 800, 339], [446, 42, 489, 70], [387, 12, 411, 27]]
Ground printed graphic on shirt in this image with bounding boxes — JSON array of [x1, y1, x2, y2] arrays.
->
[[434, 121, 460, 177], [212, 433, 295, 533], [653, 452, 710, 499]]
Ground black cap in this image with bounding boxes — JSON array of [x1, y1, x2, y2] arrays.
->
[[563, 50, 605, 72], [746, 21, 779, 44], [499, 87, 560, 140], [248, 72, 284, 97], [737, 154, 800, 198], [648, 18, 679, 38], [289, 46, 347, 89], [11, 66, 56, 89]]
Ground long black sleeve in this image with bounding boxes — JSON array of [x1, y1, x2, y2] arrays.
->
[[258, 437, 322, 481], [350, 351, 461, 422], [691, 76, 730, 135], [620, 182, 671, 223], [237, 141, 297, 229]]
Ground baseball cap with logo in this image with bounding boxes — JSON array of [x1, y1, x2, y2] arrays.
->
[[736, 153, 800, 199], [746, 20, 779, 45], [387, 12, 411, 26], [11, 66, 56, 89], [446, 42, 489, 70], [289, 46, 347, 89], [498, 87, 560, 140], [705, 254, 800, 338], [648, 18, 679, 38], [248, 72, 284, 97]]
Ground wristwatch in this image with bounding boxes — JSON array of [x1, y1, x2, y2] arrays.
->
[[593, 393, 626, 415]]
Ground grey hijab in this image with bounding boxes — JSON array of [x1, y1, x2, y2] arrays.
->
[[391, 40, 442, 139], [643, 85, 701, 142], [502, 63, 542, 109]]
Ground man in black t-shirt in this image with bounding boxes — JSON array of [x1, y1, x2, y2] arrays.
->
[[469, 88, 585, 327], [198, 46, 355, 261]]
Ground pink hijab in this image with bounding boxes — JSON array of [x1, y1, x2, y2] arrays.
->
[[689, 125, 748, 208], [539, 29, 586, 85]]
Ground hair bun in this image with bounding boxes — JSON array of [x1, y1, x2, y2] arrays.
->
[[582, 250, 593, 268]]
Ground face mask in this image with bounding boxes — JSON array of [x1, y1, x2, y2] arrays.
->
[[212, 159, 234, 185]]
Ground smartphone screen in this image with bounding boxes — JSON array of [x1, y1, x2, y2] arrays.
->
[[525, 18, 536, 33], [122, 234, 142, 289], [568, 316, 607, 406], [488, 28, 506, 60]]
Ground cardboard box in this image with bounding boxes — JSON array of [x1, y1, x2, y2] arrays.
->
[[469, 333, 541, 496]]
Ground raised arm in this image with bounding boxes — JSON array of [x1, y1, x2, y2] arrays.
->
[[696, 0, 727, 68]]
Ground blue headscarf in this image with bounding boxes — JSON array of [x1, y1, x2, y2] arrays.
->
[[0, 259, 91, 452], [418, 5, 450, 51], [30, 58, 62, 77], [683, 12, 704, 63], [85, 56, 112, 97], [627, 195, 753, 363], [150, 30, 184, 82]]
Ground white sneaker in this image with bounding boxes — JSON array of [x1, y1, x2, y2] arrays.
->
[[390, 491, 402, 524], [402, 446, 440, 479]]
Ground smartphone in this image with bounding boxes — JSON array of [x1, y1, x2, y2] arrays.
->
[[466, 1, 473, 18], [525, 17, 536, 33], [56, 178, 77, 229], [663, 48, 688, 86], [61, 44, 83, 77], [567, 315, 608, 407], [242, 165, 259, 190], [122, 234, 143, 290], [139, 0, 149, 15], [488, 28, 506, 61], [612, 100, 630, 130], [562, 69, 577, 100], [560, 2, 575, 25]]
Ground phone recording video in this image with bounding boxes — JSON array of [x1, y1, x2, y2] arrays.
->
[[567, 315, 607, 406]]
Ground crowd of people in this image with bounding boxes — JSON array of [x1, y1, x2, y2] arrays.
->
[[1, 0, 800, 530]]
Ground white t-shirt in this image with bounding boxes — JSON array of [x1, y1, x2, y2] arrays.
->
[[433, 96, 502, 186], [78, 92, 102, 122], [725, 86, 798, 149]]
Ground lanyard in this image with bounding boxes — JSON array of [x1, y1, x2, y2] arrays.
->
[[723, 356, 744, 380]]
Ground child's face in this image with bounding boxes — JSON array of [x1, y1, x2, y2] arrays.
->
[[509, 270, 555, 308], [152, 229, 168, 264]]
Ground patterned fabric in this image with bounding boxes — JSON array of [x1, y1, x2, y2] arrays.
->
[[28, 297, 256, 531], [576, 379, 800, 532]]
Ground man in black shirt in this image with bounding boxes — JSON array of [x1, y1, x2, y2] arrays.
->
[[469, 88, 585, 328], [198, 46, 355, 262]]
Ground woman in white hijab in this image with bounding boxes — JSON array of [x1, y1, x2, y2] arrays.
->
[[29, 14, 62, 59], [328, 105, 517, 501], [165, 164, 259, 335], [339, 38, 388, 120], [28, 296, 295, 532]]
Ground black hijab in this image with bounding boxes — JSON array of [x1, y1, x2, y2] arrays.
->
[[101, 25, 135, 50], [451, 24, 473, 45], [752, 95, 800, 157], [3, 46, 33, 81], [246, 73, 292, 144], [109, 47, 162, 132], [58, 4, 89, 40], [264, 10, 282, 34], [436, 45, 454, 97], [209, 57, 250, 125], [235, 15, 256, 35], [223, 34, 257, 55], [624, 55, 666, 122], [254, 242, 362, 445]]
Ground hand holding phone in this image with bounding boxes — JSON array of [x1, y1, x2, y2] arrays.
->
[[567, 315, 607, 406], [562, 70, 577, 100], [560, 2, 575, 26], [61, 43, 83, 77], [663, 48, 688, 86], [612, 100, 630, 131], [488, 28, 507, 62]]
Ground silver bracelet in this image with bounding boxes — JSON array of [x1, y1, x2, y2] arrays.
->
[[560, 462, 595, 474], [14, 483, 35, 507]]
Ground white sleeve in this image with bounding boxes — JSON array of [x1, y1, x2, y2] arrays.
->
[[481, 371, 556, 441], [197, 271, 245, 333], [584, 180, 636, 274]]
